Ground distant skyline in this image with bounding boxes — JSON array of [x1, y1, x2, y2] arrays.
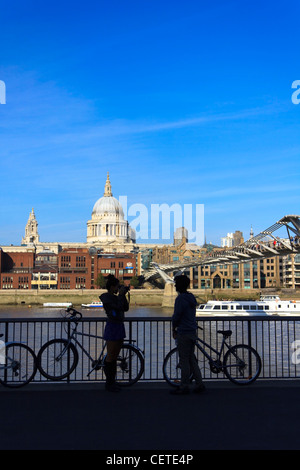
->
[[1, 0, 300, 246]]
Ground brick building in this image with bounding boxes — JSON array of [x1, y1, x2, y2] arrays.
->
[[96, 252, 135, 286], [189, 256, 284, 290], [0, 248, 35, 289], [0, 247, 136, 290]]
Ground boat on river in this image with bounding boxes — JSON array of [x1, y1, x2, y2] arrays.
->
[[81, 301, 103, 308], [196, 295, 300, 316]]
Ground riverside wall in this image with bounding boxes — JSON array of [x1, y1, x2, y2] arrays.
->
[[0, 287, 299, 307]]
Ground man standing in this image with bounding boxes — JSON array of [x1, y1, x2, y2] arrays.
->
[[171, 275, 206, 395]]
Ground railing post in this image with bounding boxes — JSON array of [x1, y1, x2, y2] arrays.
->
[[247, 320, 252, 348], [4, 322, 9, 344], [67, 319, 71, 384], [129, 320, 132, 343], [128, 320, 133, 383]]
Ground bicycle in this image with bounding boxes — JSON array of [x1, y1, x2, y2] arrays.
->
[[163, 326, 262, 386], [0, 333, 38, 388], [37, 307, 145, 386]]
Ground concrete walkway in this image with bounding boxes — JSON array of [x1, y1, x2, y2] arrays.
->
[[0, 380, 299, 451]]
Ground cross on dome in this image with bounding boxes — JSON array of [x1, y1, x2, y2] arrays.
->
[[104, 172, 112, 197]]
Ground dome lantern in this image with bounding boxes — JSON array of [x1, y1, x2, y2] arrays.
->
[[104, 172, 112, 197]]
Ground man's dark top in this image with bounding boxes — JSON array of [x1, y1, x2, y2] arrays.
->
[[172, 292, 198, 335]]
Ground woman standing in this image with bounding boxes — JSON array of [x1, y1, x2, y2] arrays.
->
[[100, 274, 129, 392]]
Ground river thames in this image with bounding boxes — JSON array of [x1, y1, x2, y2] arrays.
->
[[0, 305, 174, 319]]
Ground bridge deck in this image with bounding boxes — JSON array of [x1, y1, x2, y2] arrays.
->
[[1, 380, 299, 451]]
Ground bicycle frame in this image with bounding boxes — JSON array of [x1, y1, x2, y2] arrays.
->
[[194, 334, 231, 365], [194, 334, 255, 374], [60, 317, 143, 376]]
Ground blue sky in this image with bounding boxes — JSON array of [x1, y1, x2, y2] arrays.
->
[[0, 0, 300, 246]]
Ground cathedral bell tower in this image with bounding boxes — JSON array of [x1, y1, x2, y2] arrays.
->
[[22, 208, 40, 245]]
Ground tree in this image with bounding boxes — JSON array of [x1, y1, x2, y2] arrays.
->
[[95, 273, 106, 289], [130, 276, 140, 288]]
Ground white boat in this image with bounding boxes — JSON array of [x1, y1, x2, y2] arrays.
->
[[196, 295, 300, 317], [43, 302, 73, 308], [81, 301, 103, 308]]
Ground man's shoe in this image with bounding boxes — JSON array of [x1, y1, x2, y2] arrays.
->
[[193, 384, 206, 393], [170, 387, 189, 395]]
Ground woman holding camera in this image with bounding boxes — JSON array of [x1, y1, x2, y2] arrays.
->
[[100, 274, 130, 392]]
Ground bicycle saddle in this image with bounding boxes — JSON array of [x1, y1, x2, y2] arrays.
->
[[217, 330, 232, 338]]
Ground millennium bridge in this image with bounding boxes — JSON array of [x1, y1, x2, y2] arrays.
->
[[145, 214, 300, 284]]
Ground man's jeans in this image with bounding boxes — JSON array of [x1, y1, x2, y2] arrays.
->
[[176, 333, 203, 389]]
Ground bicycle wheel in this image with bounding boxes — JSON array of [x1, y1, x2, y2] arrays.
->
[[163, 347, 183, 387], [223, 344, 262, 385], [163, 346, 200, 387], [115, 344, 144, 386], [0, 343, 37, 388], [37, 339, 79, 380]]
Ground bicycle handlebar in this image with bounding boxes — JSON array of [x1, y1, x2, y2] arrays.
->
[[65, 307, 83, 321]]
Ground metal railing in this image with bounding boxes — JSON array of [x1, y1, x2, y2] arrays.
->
[[0, 316, 300, 383]]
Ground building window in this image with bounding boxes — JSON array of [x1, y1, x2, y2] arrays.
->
[[75, 277, 86, 289], [2, 276, 13, 289], [18, 276, 29, 289], [76, 256, 86, 267], [60, 276, 70, 289], [61, 256, 71, 267]]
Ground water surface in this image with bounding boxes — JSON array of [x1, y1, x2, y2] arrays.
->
[[0, 305, 174, 319]]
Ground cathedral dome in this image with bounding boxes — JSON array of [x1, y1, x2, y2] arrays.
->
[[92, 196, 124, 219], [87, 173, 134, 244]]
